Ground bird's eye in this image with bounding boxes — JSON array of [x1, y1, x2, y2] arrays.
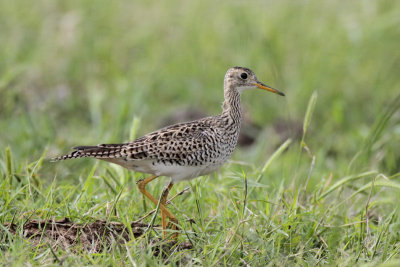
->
[[240, 73, 248, 79]]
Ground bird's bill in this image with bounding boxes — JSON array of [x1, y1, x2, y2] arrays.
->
[[254, 82, 285, 96]]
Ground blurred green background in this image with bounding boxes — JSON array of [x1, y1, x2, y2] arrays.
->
[[0, 0, 399, 184], [1, 0, 400, 264], [0, 0, 399, 182]]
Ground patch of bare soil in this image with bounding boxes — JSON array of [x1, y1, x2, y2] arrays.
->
[[2, 218, 192, 253]]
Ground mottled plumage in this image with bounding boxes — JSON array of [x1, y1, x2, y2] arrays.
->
[[53, 67, 284, 238], [54, 67, 283, 182]]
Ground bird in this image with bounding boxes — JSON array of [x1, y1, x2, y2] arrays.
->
[[53, 66, 285, 239]]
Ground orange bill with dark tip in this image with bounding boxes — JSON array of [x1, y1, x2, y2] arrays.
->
[[254, 82, 285, 96]]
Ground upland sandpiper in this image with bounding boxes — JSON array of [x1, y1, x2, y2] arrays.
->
[[53, 67, 285, 239]]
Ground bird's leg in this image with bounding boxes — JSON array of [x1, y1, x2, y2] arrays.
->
[[136, 175, 179, 238], [160, 185, 168, 239], [160, 181, 179, 239]]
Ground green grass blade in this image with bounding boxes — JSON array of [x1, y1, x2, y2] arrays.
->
[[301, 91, 318, 146], [261, 138, 292, 175], [348, 179, 400, 200], [318, 170, 377, 200], [248, 138, 291, 196], [129, 117, 141, 141], [5, 147, 13, 188], [362, 92, 400, 155]]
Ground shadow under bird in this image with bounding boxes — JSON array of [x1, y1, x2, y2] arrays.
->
[[53, 66, 285, 239]]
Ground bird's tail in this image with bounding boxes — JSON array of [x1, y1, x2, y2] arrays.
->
[[51, 144, 124, 162]]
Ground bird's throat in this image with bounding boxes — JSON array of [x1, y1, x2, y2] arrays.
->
[[222, 87, 242, 124]]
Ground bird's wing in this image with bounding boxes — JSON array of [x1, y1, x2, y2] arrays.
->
[[52, 118, 219, 162], [124, 119, 218, 162]]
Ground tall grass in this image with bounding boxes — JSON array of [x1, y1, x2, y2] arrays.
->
[[1, 0, 400, 265]]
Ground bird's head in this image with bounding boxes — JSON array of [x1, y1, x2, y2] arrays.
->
[[224, 66, 285, 96]]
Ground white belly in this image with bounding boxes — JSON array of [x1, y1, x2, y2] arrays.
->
[[151, 163, 223, 182], [102, 158, 225, 182]]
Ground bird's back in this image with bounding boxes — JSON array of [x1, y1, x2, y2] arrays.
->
[[54, 114, 241, 181]]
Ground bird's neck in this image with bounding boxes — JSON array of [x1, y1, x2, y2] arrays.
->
[[222, 84, 242, 123]]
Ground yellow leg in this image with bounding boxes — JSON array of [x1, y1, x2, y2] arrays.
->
[[161, 181, 179, 239], [136, 175, 179, 238]]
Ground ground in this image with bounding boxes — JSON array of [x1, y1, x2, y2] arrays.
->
[[1, 1, 400, 266]]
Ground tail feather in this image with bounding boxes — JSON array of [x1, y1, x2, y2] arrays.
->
[[51, 144, 125, 162], [51, 150, 87, 162]]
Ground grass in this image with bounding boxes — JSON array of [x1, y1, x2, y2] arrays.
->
[[1, 0, 400, 265]]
